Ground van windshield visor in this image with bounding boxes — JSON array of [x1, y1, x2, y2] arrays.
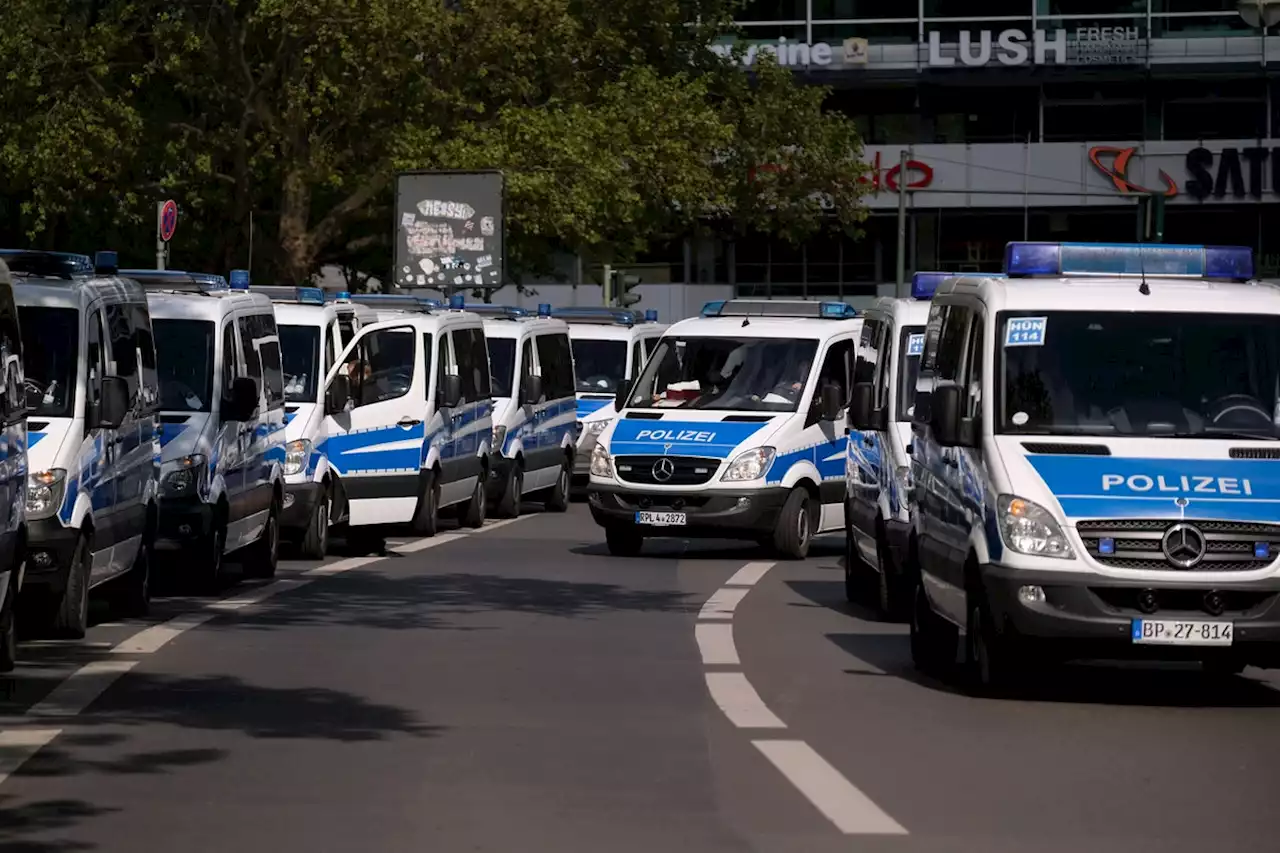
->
[[19, 306, 78, 418], [571, 339, 627, 394], [999, 311, 1280, 439], [279, 324, 320, 403], [627, 336, 819, 412], [153, 319, 215, 412], [896, 325, 925, 422], [488, 338, 515, 398]]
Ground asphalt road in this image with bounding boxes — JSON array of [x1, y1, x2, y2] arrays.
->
[[0, 504, 1277, 852]]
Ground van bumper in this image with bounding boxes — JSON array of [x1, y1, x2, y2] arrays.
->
[[980, 563, 1280, 667], [587, 484, 790, 539], [572, 439, 596, 494], [23, 518, 79, 594], [488, 455, 516, 500], [156, 497, 215, 551], [281, 482, 322, 530]]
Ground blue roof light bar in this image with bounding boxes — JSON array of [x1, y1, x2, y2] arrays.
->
[[1, 249, 95, 279], [1004, 242, 1255, 282], [229, 269, 250, 290], [450, 302, 530, 319], [121, 269, 229, 292], [94, 250, 118, 275], [644, 309, 659, 322], [702, 299, 858, 319], [911, 272, 948, 300], [549, 307, 638, 326]]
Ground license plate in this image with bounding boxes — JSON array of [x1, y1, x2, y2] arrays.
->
[[1131, 619, 1233, 646], [635, 511, 686, 527]]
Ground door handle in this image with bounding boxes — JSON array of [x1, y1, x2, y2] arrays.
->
[[398, 417, 422, 427]]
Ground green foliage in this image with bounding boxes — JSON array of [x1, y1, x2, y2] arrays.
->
[[0, 0, 868, 284]]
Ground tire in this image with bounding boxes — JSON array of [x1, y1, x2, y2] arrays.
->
[[299, 489, 330, 560], [910, 580, 957, 675], [605, 526, 644, 557], [409, 470, 440, 536], [544, 459, 570, 513], [242, 500, 281, 579], [194, 519, 227, 594], [843, 509, 862, 604], [875, 532, 904, 619], [52, 534, 92, 639], [495, 464, 522, 519], [112, 539, 151, 619], [459, 474, 486, 529], [0, 570, 17, 674], [965, 585, 1024, 695], [770, 488, 813, 560]]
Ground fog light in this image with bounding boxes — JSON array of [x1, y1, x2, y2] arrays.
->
[[1017, 584, 1045, 605], [1204, 591, 1226, 616], [178, 523, 192, 536], [31, 551, 51, 567], [283, 494, 295, 509], [736, 497, 751, 509], [1137, 588, 1159, 614]]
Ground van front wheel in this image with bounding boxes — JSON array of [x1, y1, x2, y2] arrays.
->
[[771, 488, 813, 560], [242, 500, 280, 579], [52, 535, 92, 639]]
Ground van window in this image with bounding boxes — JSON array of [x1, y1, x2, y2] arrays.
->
[[488, 337, 515, 398], [133, 303, 159, 413], [19, 306, 77, 418], [815, 339, 853, 417], [153, 319, 215, 412], [643, 336, 658, 357], [935, 306, 971, 384], [255, 314, 285, 407], [342, 325, 414, 408], [238, 316, 262, 388], [221, 323, 238, 402], [422, 333, 434, 401], [467, 328, 491, 398], [338, 315, 356, 349], [853, 319, 881, 387], [519, 338, 534, 402], [536, 333, 574, 399], [86, 309, 105, 416], [280, 324, 320, 403], [106, 303, 139, 410], [630, 341, 645, 381], [436, 329, 454, 406], [963, 314, 984, 420], [452, 327, 489, 403]]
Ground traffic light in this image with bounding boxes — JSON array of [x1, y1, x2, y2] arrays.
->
[[1136, 193, 1166, 243], [616, 273, 642, 307]]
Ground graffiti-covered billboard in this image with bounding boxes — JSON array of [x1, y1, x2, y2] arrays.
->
[[393, 171, 504, 290]]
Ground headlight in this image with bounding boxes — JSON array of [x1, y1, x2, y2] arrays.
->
[[492, 425, 508, 449], [284, 439, 312, 476], [721, 447, 775, 482], [164, 454, 208, 497], [26, 469, 67, 519], [997, 494, 1073, 559], [585, 420, 609, 436], [590, 443, 613, 478]]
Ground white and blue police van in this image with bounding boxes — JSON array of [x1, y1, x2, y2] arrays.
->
[[553, 307, 667, 492], [7, 250, 159, 640], [314, 295, 492, 547], [143, 269, 286, 589], [475, 302, 577, 517], [588, 299, 861, 559], [844, 272, 1002, 616], [903, 242, 1280, 692], [250, 286, 384, 558], [0, 256, 30, 669]]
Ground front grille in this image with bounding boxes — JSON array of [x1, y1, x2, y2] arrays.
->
[[1076, 519, 1280, 572], [614, 455, 720, 486]]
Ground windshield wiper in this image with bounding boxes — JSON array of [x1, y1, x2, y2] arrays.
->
[[1173, 430, 1280, 441]]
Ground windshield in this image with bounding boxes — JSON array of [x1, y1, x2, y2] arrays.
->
[[999, 311, 1280, 439], [627, 336, 819, 412], [154, 319, 215, 412], [571, 338, 627, 394], [488, 338, 515, 397], [19, 306, 78, 418], [896, 325, 925, 422], [279, 324, 320, 403]]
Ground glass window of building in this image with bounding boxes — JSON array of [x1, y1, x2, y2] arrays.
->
[[1163, 80, 1267, 140], [736, 0, 807, 20], [1042, 83, 1146, 142], [811, 21, 918, 44], [1037, 0, 1145, 14], [927, 0, 1032, 17], [811, 0, 915, 19], [925, 86, 1038, 144]]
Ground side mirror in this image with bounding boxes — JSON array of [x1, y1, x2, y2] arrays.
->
[[931, 384, 963, 447], [818, 383, 843, 422], [325, 374, 351, 415], [614, 377, 632, 412], [847, 382, 876, 431], [222, 376, 259, 423], [440, 373, 462, 409], [95, 376, 129, 430], [520, 373, 542, 407]]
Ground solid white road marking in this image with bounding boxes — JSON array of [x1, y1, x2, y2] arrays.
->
[[27, 660, 139, 718], [474, 516, 531, 533], [753, 740, 908, 835], [704, 672, 787, 729], [0, 729, 61, 785], [698, 587, 750, 620], [695, 623, 740, 666], [390, 533, 467, 554], [724, 561, 775, 588], [303, 555, 384, 576], [110, 612, 217, 655]]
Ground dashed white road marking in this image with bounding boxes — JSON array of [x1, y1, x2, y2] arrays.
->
[[754, 740, 909, 835], [704, 672, 787, 729], [724, 561, 775, 588], [0, 730, 61, 785], [695, 623, 740, 666], [27, 660, 139, 718], [0, 515, 532, 787], [698, 559, 909, 836], [698, 587, 750, 620]]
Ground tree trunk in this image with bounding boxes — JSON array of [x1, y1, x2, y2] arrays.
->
[[279, 169, 314, 284]]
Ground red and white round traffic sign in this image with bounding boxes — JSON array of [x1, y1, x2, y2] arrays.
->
[[159, 199, 178, 243]]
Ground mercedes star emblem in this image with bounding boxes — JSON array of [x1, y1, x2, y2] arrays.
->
[[1161, 522, 1207, 569], [652, 457, 675, 482]]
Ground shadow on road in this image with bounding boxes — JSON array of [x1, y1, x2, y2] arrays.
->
[[0, 794, 114, 853], [786, 578, 903, 625]]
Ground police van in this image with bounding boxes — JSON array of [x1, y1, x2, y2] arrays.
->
[[898, 242, 1280, 691], [588, 299, 861, 558], [328, 291, 386, 336], [844, 273, 999, 616], [8, 250, 159, 639], [478, 303, 577, 517], [554, 307, 667, 492], [144, 269, 286, 588], [316, 295, 492, 544], [0, 257, 30, 668]]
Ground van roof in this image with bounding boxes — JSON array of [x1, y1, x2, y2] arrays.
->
[[481, 316, 569, 339], [664, 314, 863, 339], [13, 275, 146, 311], [145, 288, 276, 321], [936, 274, 1280, 315]]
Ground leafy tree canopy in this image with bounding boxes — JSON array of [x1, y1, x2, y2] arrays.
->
[[0, 0, 868, 285]]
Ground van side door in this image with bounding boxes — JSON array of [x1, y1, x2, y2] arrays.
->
[[103, 301, 147, 571], [809, 335, 854, 530], [83, 307, 116, 564], [439, 325, 487, 506], [531, 332, 575, 482], [0, 284, 23, 567]]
